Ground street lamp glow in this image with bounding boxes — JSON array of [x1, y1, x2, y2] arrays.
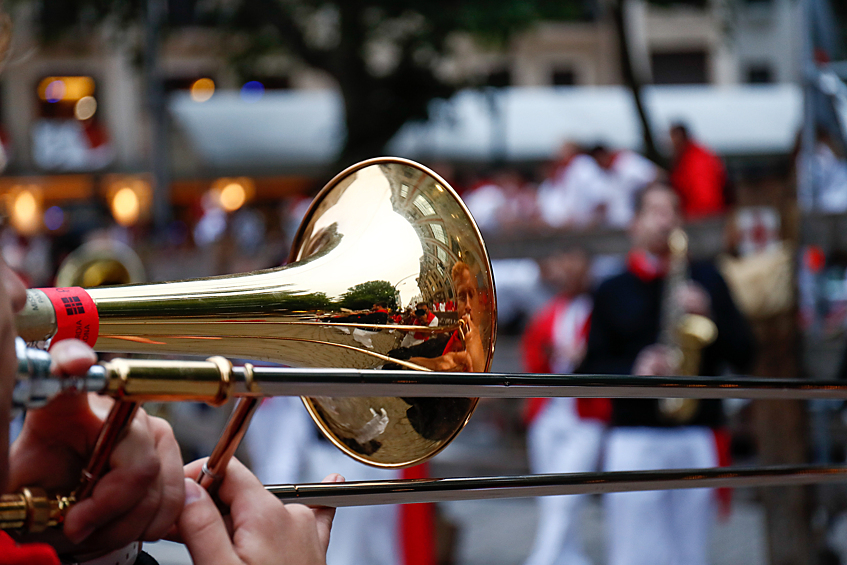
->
[[111, 186, 141, 226], [220, 182, 247, 212], [12, 189, 40, 234]]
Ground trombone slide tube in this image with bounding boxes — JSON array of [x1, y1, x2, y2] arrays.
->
[[268, 464, 847, 507], [15, 340, 847, 411], [246, 368, 847, 400]]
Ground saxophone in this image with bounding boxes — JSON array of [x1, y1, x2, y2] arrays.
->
[[657, 229, 718, 424]]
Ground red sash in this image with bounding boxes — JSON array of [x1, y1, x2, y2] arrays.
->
[[0, 533, 59, 565]]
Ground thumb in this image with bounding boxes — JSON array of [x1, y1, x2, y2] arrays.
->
[[457, 351, 473, 373], [178, 479, 240, 565], [313, 474, 344, 553]]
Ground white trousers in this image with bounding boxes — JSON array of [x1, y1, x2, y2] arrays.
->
[[307, 443, 401, 565], [604, 427, 717, 565], [246, 397, 401, 565], [523, 398, 605, 565]]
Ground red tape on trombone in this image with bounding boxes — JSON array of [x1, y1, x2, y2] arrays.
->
[[39, 287, 99, 348]]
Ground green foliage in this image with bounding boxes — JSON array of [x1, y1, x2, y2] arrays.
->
[[284, 291, 332, 311], [219, 0, 589, 164], [338, 280, 397, 311]]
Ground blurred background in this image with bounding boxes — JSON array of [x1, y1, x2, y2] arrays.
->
[[3, 0, 847, 563]]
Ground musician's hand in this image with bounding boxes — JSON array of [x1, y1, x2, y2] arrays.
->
[[178, 458, 341, 565], [9, 339, 185, 550], [410, 351, 473, 373], [0, 256, 27, 491], [461, 315, 486, 372], [675, 282, 711, 318], [632, 344, 677, 376]]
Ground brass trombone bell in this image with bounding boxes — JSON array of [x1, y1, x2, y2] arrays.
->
[[15, 157, 497, 469]]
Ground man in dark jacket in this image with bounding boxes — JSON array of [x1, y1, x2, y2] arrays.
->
[[580, 183, 755, 565]]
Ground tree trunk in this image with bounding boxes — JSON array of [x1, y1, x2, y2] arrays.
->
[[736, 171, 813, 565], [751, 312, 813, 565], [610, 0, 665, 168]]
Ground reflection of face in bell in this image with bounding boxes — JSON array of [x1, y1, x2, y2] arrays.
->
[[453, 263, 480, 322]]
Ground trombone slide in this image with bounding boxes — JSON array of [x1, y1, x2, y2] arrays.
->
[[15, 338, 847, 411]]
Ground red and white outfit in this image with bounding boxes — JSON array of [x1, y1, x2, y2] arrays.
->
[[0, 533, 59, 565], [601, 251, 727, 565], [522, 295, 609, 565], [402, 311, 439, 348]]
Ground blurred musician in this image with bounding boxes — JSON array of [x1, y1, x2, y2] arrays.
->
[[521, 249, 609, 565], [580, 184, 754, 565]]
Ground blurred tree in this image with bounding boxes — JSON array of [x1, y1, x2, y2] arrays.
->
[[20, 0, 592, 168], [609, 0, 664, 166], [215, 0, 590, 167], [338, 280, 397, 311], [21, 0, 674, 167]]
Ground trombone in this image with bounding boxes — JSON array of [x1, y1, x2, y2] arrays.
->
[[9, 344, 847, 523], [4, 157, 844, 532]]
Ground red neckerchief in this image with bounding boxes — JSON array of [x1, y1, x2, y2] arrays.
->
[[609, 150, 623, 167], [442, 330, 463, 355], [627, 249, 669, 282], [0, 532, 60, 565]]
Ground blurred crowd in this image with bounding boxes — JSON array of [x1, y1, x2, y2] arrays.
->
[[458, 123, 727, 234]]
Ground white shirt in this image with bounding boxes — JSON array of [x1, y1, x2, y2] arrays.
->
[[604, 150, 659, 228], [537, 154, 610, 228]]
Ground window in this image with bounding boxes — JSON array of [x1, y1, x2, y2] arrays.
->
[[486, 69, 511, 88], [33, 76, 112, 171], [651, 51, 708, 85], [551, 67, 576, 86], [746, 64, 773, 84], [413, 194, 435, 216]]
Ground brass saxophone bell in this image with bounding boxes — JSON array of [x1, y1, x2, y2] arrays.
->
[[657, 229, 718, 425], [16, 157, 497, 468]]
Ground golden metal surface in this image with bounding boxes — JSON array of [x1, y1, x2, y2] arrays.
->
[[0, 488, 66, 531], [19, 157, 496, 468], [55, 239, 146, 288], [657, 228, 718, 423]]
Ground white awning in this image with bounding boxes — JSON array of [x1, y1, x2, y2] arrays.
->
[[389, 84, 803, 160], [169, 90, 344, 170], [170, 84, 802, 172]]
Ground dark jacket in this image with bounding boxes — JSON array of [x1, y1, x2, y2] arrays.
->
[[578, 261, 756, 427]]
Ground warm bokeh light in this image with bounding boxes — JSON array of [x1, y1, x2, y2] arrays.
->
[[10, 186, 42, 235], [220, 182, 247, 212], [190, 78, 215, 102], [74, 96, 97, 120], [208, 177, 255, 212], [111, 186, 141, 226], [105, 176, 152, 226], [37, 76, 95, 102]]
